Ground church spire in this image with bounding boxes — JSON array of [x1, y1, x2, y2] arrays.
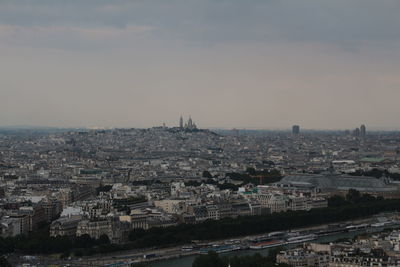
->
[[179, 116, 183, 129]]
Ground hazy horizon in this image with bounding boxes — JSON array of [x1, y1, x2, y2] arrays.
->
[[1, 0, 400, 129], [2, 124, 400, 132]]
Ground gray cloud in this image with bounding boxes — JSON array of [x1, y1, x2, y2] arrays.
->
[[1, 0, 400, 46], [0, 0, 399, 129]]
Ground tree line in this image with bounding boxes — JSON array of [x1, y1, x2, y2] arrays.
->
[[125, 197, 400, 250], [226, 168, 282, 185], [1, 190, 399, 257]]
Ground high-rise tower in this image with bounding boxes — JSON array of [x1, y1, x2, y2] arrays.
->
[[353, 127, 360, 137], [360, 124, 366, 137], [292, 125, 300, 135]]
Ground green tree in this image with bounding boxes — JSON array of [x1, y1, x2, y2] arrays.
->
[[328, 195, 348, 207], [129, 228, 147, 241], [96, 184, 113, 195], [74, 234, 97, 248], [346, 189, 361, 203], [0, 256, 11, 267], [246, 167, 256, 175], [98, 234, 110, 245], [202, 171, 213, 178]]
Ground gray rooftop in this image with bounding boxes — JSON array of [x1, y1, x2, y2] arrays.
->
[[279, 174, 398, 192]]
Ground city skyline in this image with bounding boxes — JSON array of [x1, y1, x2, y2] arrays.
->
[[0, 120, 389, 132]]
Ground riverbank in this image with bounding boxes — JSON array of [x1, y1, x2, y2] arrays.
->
[[74, 212, 400, 266], [16, 211, 400, 266]]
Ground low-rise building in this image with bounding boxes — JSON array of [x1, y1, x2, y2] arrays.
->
[[50, 216, 82, 237]]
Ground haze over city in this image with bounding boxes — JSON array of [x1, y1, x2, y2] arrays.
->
[[1, 0, 400, 130], [3, 2, 400, 266]]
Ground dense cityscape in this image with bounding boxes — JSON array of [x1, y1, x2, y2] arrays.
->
[[1, 120, 400, 266], [2, 0, 400, 266]]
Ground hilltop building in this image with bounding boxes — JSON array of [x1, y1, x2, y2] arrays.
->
[[179, 116, 184, 129], [179, 116, 197, 130]]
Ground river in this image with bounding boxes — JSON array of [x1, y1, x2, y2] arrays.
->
[[152, 227, 390, 267]]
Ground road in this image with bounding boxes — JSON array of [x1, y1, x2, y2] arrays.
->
[[23, 212, 400, 267]]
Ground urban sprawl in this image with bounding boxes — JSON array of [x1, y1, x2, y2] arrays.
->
[[2, 119, 400, 266]]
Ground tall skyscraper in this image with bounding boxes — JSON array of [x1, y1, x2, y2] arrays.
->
[[360, 124, 366, 137], [292, 125, 300, 135], [353, 127, 360, 137]]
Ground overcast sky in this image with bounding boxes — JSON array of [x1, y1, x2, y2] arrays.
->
[[1, 0, 400, 130]]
